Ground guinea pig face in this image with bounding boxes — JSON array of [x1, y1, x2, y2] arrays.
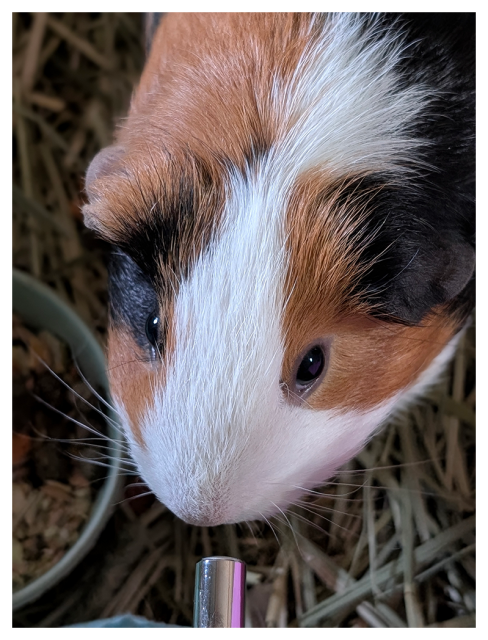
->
[[83, 13, 474, 526], [88, 158, 465, 527]]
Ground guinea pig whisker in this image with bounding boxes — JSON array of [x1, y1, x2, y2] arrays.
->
[[72, 358, 121, 418], [64, 451, 139, 475], [304, 479, 448, 505], [106, 356, 154, 373], [31, 393, 126, 448], [244, 519, 268, 541], [291, 482, 365, 500], [286, 509, 347, 544], [280, 512, 326, 541], [293, 498, 364, 519], [268, 516, 295, 546], [279, 382, 315, 410], [335, 458, 437, 475], [299, 493, 366, 505], [90, 470, 141, 481], [300, 478, 442, 498], [74, 441, 132, 459], [67, 448, 138, 468], [260, 513, 281, 547], [21, 424, 133, 475], [114, 489, 155, 507], [294, 481, 368, 499], [270, 514, 293, 539], [332, 479, 446, 499], [70, 394, 130, 449], [25, 429, 131, 455], [271, 501, 300, 549], [242, 521, 259, 545], [153, 334, 164, 364], [298, 479, 368, 491], [31, 353, 125, 438], [293, 501, 361, 535]]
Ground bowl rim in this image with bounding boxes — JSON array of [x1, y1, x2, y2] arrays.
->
[[12, 268, 124, 611]]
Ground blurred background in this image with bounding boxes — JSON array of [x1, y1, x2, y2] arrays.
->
[[12, 13, 476, 628]]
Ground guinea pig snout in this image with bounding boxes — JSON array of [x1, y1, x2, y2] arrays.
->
[[147, 468, 281, 528], [164, 481, 232, 527]]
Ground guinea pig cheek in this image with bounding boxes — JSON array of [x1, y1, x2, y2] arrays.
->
[[107, 327, 163, 448]]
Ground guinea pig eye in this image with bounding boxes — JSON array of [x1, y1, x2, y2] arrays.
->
[[296, 346, 325, 388], [287, 339, 331, 402], [145, 313, 160, 348]]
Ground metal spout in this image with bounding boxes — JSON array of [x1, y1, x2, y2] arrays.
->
[[193, 556, 246, 628]]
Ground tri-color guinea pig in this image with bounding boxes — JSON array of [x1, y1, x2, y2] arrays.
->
[[83, 13, 475, 526]]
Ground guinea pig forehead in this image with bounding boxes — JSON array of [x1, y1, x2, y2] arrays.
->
[[88, 148, 227, 281]]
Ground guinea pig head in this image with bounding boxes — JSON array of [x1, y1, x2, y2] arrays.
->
[[82, 13, 474, 526], [83, 149, 472, 527]]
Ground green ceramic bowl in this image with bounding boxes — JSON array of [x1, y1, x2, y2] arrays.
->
[[12, 269, 123, 611]]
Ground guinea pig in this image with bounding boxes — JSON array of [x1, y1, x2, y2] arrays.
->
[[82, 13, 475, 527]]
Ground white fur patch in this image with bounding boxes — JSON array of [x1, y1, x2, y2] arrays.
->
[[138, 167, 290, 524], [271, 13, 433, 178]]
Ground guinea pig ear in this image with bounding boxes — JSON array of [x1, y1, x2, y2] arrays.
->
[[378, 239, 475, 325], [83, 145, 125, 231], [348, 173, 475, 326]]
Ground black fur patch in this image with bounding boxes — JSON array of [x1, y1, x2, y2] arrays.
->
[[351, 13, 475, 326], [108, 249, 160, 353], [345, 176, 475, 326]]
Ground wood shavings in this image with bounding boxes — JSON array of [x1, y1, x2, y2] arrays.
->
[[12, 315, 106, 592]]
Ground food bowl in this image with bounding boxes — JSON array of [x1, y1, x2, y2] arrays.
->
[[12, 269, 123, 611]]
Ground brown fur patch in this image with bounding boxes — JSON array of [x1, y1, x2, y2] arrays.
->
[[107, 317, 176, 447], [128, 13, 317, 166], [282, 172, 458, 410]]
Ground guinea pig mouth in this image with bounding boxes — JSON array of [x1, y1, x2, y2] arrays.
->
[[165, 468, 333, 528], [177, 486, 320, 527], [164, 498, 235, 528], [175, 513, 226, 527]]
